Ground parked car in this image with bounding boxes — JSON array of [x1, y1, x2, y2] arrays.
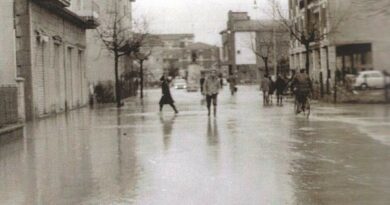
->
[[353, 70, 390, 90], [173, 79, 187, 89]]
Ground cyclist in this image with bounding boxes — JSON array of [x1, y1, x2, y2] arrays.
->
[[292, 69, 312, 113]]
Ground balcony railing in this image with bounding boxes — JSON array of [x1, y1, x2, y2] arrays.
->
[[38, 0, 71, 7], [75, 0, 100, 29]]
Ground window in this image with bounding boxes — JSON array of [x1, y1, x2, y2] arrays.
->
[[53, 44, 60, 69]]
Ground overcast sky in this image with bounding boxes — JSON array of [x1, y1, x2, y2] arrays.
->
[[133, 0, 286, 46]]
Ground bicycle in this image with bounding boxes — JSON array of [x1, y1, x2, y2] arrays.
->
[[294, 93, 311, 118]]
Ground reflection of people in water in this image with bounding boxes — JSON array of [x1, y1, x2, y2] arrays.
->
[[207, 118, 219, 146], [160, 114, 176, 150]]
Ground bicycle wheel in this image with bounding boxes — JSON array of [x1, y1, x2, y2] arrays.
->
[[305, 98, 311, 118], [294, 98, 300, 114]]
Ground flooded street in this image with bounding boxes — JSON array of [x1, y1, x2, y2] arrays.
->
[[1, 86, 390, 205]]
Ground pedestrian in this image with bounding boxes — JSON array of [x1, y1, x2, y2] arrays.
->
[[228, 74, 237, 95], [219, 73, 224, 88], [159, 74, 179, 114], [203, 70, 221, 116], [275, 74, 287, 106], [200, 73, 206, 95], [88, 82, 95, 107], [261, 74, 271, 105]]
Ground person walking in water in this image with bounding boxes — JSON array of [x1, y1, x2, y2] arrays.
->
[[203, 70, 221, 117], [159, 74, 179, 114], [275, 74, 287, 106], [261, 74, 271, 105]]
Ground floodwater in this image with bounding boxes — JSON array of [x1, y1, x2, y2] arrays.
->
[[1, 86, 390, 205]]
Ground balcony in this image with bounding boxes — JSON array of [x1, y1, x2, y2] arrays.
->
[[37, 0, 71, 8], [74, 1, 100, 29]]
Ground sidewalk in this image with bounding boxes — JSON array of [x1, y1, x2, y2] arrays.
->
[[0, 123, 23, 143], [321, 86, 389, 104]]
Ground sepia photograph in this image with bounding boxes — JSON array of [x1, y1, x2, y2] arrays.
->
[[1, 0, 390, 204]]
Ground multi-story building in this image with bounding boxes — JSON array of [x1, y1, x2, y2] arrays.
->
[[220, 11, 289, 83], [289, 0, 390, 85], [143, 34, 195, 81], [143, 34, 221, 82], [14, 0, 99, 120], [85, 0, 135, 84], [182, 42, 221, 74]]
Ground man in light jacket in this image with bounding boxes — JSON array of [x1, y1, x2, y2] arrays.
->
[[203, 70, 221, 116]]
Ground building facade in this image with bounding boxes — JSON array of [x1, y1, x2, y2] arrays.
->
[[143, 34, 195, 81], [15, 0, 99, 120], [143, 34, 221, 83], [0, 0, 21, 127], [220, 11, 289, 83], [182, 42, 221, 73], [85, 0, 135, 84], [0, 0, 17, 85], [289, 0, 390, 86]]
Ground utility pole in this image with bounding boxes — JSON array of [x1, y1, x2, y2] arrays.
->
[[272, 0, 277, 76]]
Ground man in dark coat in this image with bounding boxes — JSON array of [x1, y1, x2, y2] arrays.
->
[[275, 74, 287, 106], [159, 74, 179, 114], [200, 73, 206, 95]]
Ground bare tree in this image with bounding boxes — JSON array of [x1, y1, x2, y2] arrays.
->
[[96, 2, 148, 107], [249, 30, 273, 76], [269, 0, 348, 74], [248, 23, 289, 76], [133, 49, 152, 99]]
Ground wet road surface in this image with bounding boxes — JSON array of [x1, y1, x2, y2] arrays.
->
[[1, 85, 390, 205]]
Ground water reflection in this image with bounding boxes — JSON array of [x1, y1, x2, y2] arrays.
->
[[207, 118, 219, 146], [23, 111, 94, 205], [0, 109, 144, 205], [290, 118, 390, 204], [159, 114, 176, 151]]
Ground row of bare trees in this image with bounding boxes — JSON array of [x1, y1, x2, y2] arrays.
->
[[96, 2, 152, 107]]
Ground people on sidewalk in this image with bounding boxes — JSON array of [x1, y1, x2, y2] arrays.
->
[[159, 74, 179, 114], [275, 74, 287, 106], [261, 74, 271, 105], [203, 70, 221, 116]]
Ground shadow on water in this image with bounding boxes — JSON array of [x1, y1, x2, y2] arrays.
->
[[159, 114, 176, 151], [207, 118, 219, 146], [290, 118, 390, 205]]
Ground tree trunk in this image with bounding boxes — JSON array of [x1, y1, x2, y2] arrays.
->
[[114, 53, 121, 107], [140, 60, 144, 99], [305, 44, 310, 74], [263, 57, 269, 76]]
